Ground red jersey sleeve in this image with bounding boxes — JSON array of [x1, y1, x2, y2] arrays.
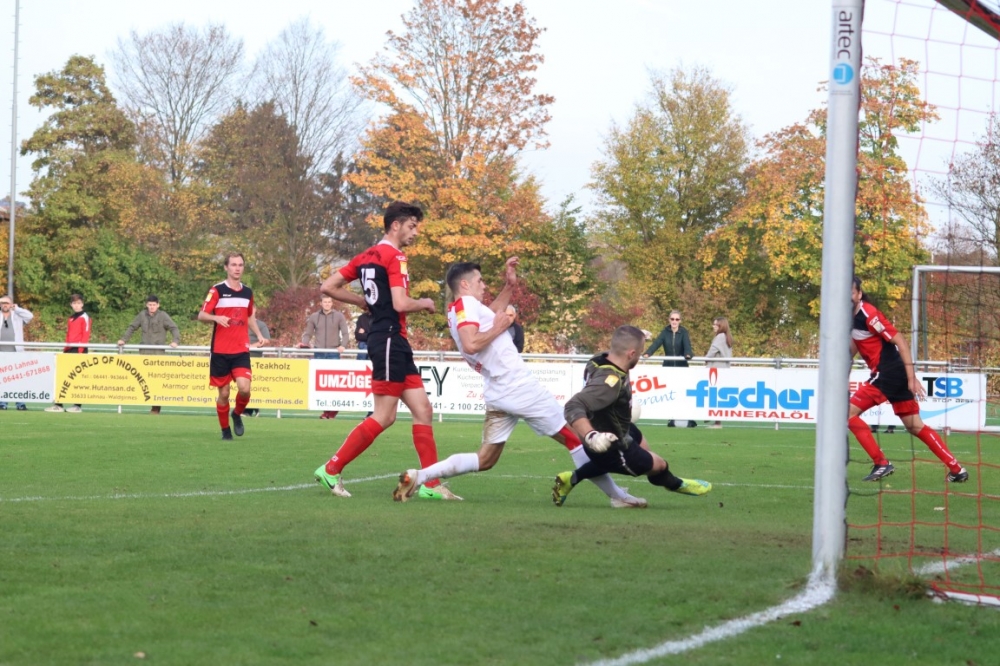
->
[[866, 309, 898, 342], [338, 257, 359, 283], [201, 286, 220, 314], [387, 253, 408, 290]]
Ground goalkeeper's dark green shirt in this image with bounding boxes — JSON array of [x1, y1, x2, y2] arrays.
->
[[564, 353, 632, 441]]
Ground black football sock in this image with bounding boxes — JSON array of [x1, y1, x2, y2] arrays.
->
[[571, 462, 606, 485], [648, 468, 683, 491]]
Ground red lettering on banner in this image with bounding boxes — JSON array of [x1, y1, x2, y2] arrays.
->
[[707, 409, 812, 420], [315, 367, 373, 396]]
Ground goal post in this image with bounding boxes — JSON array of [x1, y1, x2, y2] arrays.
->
[[812, 0, 864, 581]]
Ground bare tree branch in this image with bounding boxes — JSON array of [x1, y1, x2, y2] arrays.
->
[[250, 18, 367, 176], [111, 23, 244, 183]]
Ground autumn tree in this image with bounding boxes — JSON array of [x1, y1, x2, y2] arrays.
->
[[251, 19, 367, 176], [199, 101, 330, 291], [350, 0, 573, 345], [357, 0, 552, 169], [316, 155, 386, 260], [589, 66, 750, 324], [112, 23, 244, 184], [17, 55, 205, 340], [22, 55, 137, 232], [700, 57, 935, 354]]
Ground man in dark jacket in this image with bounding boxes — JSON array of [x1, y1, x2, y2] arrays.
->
[[643, 309, 694, 426], [118, 295, 182, 414]]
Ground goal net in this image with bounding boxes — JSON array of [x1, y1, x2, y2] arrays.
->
[[848, 0, 1000, 605]]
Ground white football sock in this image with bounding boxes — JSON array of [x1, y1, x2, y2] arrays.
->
[[416, 452, 480, 485], [568, 445, 628, 500]]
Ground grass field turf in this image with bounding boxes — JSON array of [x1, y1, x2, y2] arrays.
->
[[2, 411, 999, 665]]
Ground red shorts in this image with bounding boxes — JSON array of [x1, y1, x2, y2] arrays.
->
[[209, 352, 253, 387], [373, 373, 424, 397], [850, 381, 920, 417]]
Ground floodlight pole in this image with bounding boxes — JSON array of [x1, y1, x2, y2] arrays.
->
[[812, 0, 863, 582], [7, 0, 19, 300]]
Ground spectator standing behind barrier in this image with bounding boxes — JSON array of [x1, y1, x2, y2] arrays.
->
[[355, 305, 371, 361], [46, 294, 89, 413], [300, 295, 349, 359], [117, 295, 180, 414], [507, 305, 525, 353], [643, 309, 694, 427], [704, 316, 733, 428], [245, 320, 269, 417], [299, 295, 349, 420], [0, 295, 34, 411]]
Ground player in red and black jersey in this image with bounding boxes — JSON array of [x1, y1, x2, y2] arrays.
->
[[197, 253, 269, 440], [312, 201, 454, 499], [849, 277, 967, 483]]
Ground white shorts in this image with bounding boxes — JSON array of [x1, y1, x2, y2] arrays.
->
[[481, 374, 565, 445]]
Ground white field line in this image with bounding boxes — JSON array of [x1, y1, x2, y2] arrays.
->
[[0, 477, 813, 503], [584, 573, 837, 666], [913, 548, 1000, 576], [582, 530, 1000, 665], [0, 473, 398, 503]]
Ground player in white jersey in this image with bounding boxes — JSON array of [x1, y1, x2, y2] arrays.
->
[[392, 257, 646, 508]]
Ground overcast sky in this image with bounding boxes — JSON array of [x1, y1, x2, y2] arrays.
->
[[2, 0, 998, 218]]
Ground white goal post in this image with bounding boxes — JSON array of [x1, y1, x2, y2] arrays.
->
[[811, 0, 863, 580]]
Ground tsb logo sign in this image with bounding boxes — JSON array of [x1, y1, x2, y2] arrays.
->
[[922, 376, 963, 398]]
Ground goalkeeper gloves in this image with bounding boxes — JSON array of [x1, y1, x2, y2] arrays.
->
[[585, 430, 618, 453]]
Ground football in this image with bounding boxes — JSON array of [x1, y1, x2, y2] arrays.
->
[[631, 402, 641, 423]]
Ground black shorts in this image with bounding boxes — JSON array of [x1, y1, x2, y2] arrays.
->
[[870, 363, 914, 403], [367, 331, 419, 384], [628, 423, 643, 446], [585, 439, 655, 477], [209, 352, 252, 387]]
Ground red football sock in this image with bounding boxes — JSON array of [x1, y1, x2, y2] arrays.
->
[[234, 393, 250, 416], [849, 415, 888, 465], [557, 425, 581, 451], [326, 417, 385, 475], [412, 424, 440, 488], [216, 402, 230, 429], [916, 425, 961, 472]]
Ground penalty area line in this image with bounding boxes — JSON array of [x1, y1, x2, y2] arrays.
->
[[582, 574, 836, 666], [0, 473, 399, 503], [1, 475, 807, 504], [583, 545, 1000, 665]]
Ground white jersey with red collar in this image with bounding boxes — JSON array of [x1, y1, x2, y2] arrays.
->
[[447, 295, 526, 383]]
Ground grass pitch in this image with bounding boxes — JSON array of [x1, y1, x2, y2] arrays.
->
[[2, 411, 999, 665]]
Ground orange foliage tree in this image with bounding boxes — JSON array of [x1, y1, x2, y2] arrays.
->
[[348, 0, 593, 346], [700, 57, 935, 354]]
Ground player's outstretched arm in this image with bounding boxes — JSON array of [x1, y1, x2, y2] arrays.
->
[[390, 286, 436, 315], [322, 271, 366, 309], [198, 310, 227, 327], [488, 257, 519, 314], [457, 312, 513, 354]]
